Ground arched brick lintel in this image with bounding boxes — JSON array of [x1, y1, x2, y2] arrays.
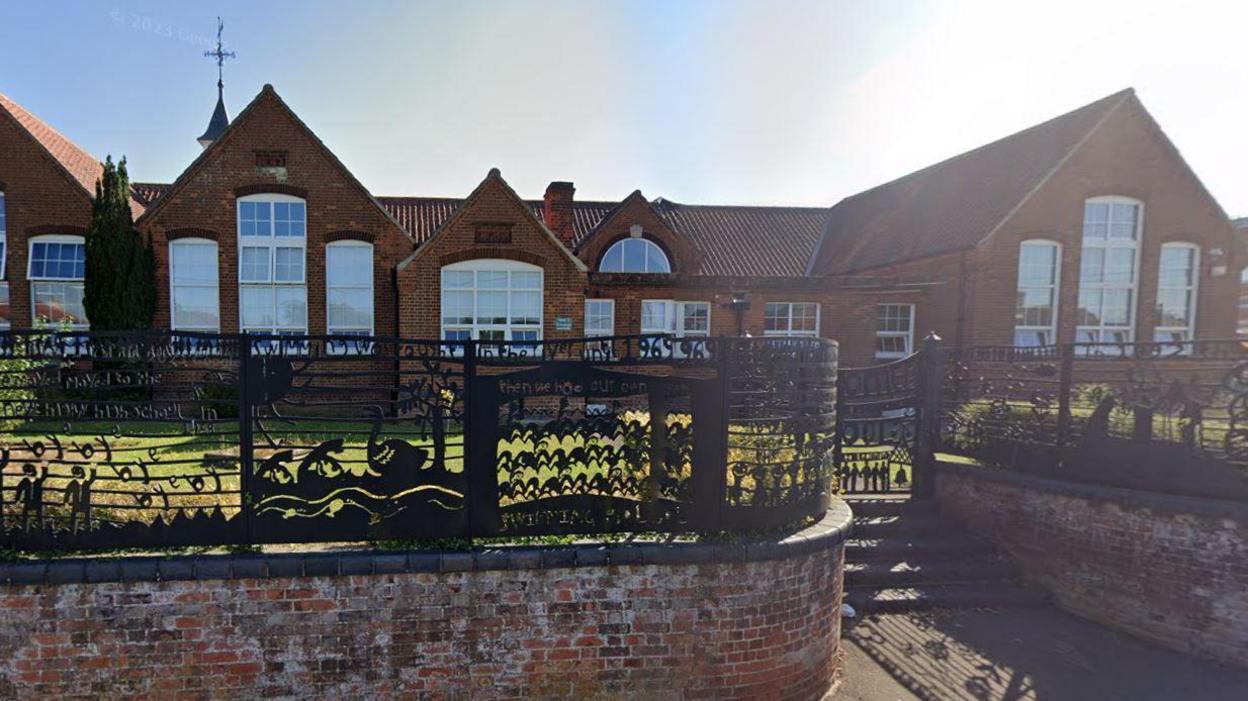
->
[[26, 225, 88, 237], [166, 228, 220, 241], [326, 230, 375, 244], [233, 184, 309, 199], [437, 248, 547, 268]]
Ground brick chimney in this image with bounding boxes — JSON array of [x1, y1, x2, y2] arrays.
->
[[543, 181, 576, 248]]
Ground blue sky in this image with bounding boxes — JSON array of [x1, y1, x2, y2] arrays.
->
[[2, 1, 1246, 213]]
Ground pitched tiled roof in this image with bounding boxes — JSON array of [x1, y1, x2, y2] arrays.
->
[[0, 91, 104, 196], [0, 92, 152, 218], [809, 89, 1134, 275], [378, 197, 618, 245], [130, 182, 170, 208], [655, 200, 828, 277], [129, 187, 823, 277], [379, 196, 825, 276]]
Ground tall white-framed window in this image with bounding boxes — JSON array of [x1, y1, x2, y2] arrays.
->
[[0, 191, 8, 329], [584, 299, 615, 336], [237, 194, 307, 340], [326, 241, 374, 354], [440, 259, 543, 346], [1014, 240, 1061, 346], [641, 300, 710, 336], [599, 237, 671, 273], [1077, 197, 1142, 349], [28, 235, 87, 329], [1154, 242, 1199, 346], [764, 302, 820, 337], [1239, 267, 1248, 336], [875, 303, 914, 359], [168, 239, 220, 332]]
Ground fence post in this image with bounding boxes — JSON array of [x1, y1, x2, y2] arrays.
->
[[237, 335, 255, 547], [1055, 343, 1074, 466], [913, 333, 943, 499]]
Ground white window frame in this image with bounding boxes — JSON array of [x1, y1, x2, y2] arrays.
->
[[1014, 239, 1062, 347], [1154, 241, 1199, 347], [1077, 196, 1143, 350], [0, 190, 7, 280], [168, 238, 220, 333], [875, 303, 915, 360], [584, 299, 615, 337], [326, 241, 375, 354], [1239, 267, 1248, 336], [237, 194, 308, 339], [763, 302, 821, 337], [28, 234, 87, 329], [599, 237, 672, 273], [0, 191, 7, 329], [640, 300, 710, 336], [440, 258, 544, 344]]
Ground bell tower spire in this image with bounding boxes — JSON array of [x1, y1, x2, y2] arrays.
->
[[197, 17, 236, 149]]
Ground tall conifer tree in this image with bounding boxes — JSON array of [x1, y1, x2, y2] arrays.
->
[[83, 156, 156, 330]]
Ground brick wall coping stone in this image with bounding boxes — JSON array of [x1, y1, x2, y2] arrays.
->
[[0, 498, 852, 586], [935, 459, 1248, 521]]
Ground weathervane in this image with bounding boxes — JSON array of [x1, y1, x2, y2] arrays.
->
[[203, 17, 236, 89]]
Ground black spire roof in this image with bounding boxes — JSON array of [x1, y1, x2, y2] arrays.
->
[[197, 82, 230, 148]]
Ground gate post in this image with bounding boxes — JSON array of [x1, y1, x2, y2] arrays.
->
[[689, 339, 729, 531], [237, 334, 255, 547], [1055, 343, 1074, 466], [912, 333, 943, 499]]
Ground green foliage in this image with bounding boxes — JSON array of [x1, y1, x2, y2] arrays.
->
[[83, 156, 156, 331]]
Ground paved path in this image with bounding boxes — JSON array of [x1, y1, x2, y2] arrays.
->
[[837, 607, 1248, 700]]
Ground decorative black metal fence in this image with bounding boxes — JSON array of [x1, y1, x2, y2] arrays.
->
[[939, 339, 1248, 500], [833, 335, 947, 495], [0, 331, 837, 551]]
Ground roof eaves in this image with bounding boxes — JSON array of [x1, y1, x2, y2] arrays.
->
[[397, 169, 589, 273], [0, 92, 97, 206], [973, 88, 1134, 252]]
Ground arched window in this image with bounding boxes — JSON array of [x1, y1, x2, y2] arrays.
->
[[441, 259, 543, 344], [1077, 196, 1142, 350], [28, 234, 86, 328], [1155, 242, 1199, 345], [169, 238, 219, 332], [237, 194, 307, 338], [1014, 239, 1061, 346], [599, 237, 671, 273]]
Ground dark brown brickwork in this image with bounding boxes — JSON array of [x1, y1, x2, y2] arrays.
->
[[934, 463, 1248, 669], [137, 87, 413, 338], [1, 85, 1237, 363], [0, 543, 845, 700], [397, 172, 588, 341], [869, 101, 1240, 349], [0, 109, 93, 328], [577, 192, 699, 274]]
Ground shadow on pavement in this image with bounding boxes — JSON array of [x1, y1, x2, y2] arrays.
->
[[839, 607, 1248, 701]]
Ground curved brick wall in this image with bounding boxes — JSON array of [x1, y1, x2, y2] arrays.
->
[[934, 462, 1248, 669], [0, 501, 851, 700]]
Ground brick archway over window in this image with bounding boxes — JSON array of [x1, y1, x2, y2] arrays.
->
[[438, 247, 547, 268]]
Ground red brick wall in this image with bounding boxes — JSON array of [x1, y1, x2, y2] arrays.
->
[[138, 87, 414, 337], [396, 172, 589, 341], [0, 542, 845, 700], [934, 463, 1248, 669], [965, 98, 1238, 346], [0, 112, 93, 328]]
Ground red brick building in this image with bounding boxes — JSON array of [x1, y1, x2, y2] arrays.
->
[[0, 85, 1238, 365]]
